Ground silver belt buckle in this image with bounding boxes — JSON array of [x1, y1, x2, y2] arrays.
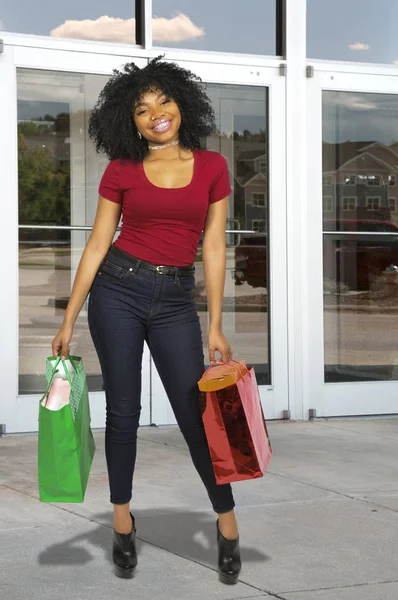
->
[[156, 265, 167, 274]]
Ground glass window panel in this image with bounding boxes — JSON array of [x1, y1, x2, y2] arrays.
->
[[322, 91, 398, 383], [2, 0, 135, 44], [18, 231, 104, 393], [199, 84, 270, 384], [17, 69, 111, 394], [152, 0, 276, 55], [308, 0, 398, 64]]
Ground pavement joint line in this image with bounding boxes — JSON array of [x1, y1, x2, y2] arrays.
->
[[137, 436, 189, 452], [265, 470, 398, 512], [237, 497, 345, 509], [235, 586, 288, 600], [223, 595, 272, 600], [263, 471, 398, 517], [279, 578, 398, 595], [267, 470, 360, 500], [351, 496, 398, 515], [216, 575, 289, 599], [315, 421, 398, 442], [0, 525, 42, 532], [225, 595, 278, 599], [1, 484, 99, 526]]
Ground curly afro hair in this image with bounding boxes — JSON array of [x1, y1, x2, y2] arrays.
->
[[88, 56, 216, 162]]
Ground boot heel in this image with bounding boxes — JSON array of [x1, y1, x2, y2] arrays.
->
[[112, 513, 137, 579], [114, 564, 136, 579], [216, 520, 241, 585], [218, 570, 239, 585]]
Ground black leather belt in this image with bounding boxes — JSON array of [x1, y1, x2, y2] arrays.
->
[[109, 244, 195, 275]]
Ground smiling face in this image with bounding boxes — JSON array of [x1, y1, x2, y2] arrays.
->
[[133, 89, 181, 146]]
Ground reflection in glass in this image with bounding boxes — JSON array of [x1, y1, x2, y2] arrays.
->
[[323, 91, 398, 382], [17, 69, 110, 394], [308, 0, 398, 64], [200, 85, 270, 384], [152, 0, 276, 55], [18, 235, 102, 393], [2, 1, 135, 44]]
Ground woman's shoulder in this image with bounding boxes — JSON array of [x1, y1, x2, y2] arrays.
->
[[103, 158, 141, 181]]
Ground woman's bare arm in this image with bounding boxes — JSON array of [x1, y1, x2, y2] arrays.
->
[[202, 197, 232, 363], [52, 196, 121, 358]]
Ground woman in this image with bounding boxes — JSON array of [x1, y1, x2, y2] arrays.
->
[[51, 57, 241, 584]]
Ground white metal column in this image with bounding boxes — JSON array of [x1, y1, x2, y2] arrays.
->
[[0, 44, 19, 432], [285, 0, 309, 421]]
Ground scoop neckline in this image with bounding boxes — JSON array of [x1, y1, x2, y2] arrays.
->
[[141, 151, 197, 191]]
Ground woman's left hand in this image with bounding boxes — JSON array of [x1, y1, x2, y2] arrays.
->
[[208, 328, 233, 364]]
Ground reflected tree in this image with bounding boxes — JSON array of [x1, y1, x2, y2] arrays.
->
[[18, 126, 70, 226]]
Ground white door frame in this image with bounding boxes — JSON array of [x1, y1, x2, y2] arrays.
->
[[306, 64, 398, 418], [151, 61, 289, 424]]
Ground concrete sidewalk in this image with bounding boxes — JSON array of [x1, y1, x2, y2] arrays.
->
[[1, 419, 398, 600]]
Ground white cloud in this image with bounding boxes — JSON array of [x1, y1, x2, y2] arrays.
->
[[393, 59, 398, 65], [349, 42, 370, 51], [153, 13, 204, 42], [50, 13, 204, 44], [51, 16, 136, 43]]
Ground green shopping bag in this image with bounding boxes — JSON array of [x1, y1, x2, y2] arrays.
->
[[38, 355, 96, 502]]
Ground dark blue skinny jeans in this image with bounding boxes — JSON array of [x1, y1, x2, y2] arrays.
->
[[88, 245, 235, 514]]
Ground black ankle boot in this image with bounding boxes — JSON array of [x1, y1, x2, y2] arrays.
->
[[112, 513, 137, 578], [217, 520, 242, 585]]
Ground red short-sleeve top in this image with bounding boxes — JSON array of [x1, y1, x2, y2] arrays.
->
[[98, 150, 231, 266]]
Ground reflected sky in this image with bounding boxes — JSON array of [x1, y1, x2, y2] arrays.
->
[[307, 0, 398, 63], [1, 0, 275, 54], [323, 92, 398, 144], [3, 1, 398, 62]]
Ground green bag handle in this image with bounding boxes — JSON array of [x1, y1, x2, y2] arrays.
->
[[42, 355, 74, 402], [65, 355, 78, 372], [60, 358, 73, 388], [42, 356, 62, 400]]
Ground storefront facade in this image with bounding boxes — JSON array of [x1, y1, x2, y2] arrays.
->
[[1, 0, 397, 433]]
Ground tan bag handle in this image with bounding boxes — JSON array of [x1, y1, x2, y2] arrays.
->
[[198, 360, 248, 392]]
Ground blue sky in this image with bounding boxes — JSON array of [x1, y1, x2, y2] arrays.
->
[[3, 0, 398, 63]]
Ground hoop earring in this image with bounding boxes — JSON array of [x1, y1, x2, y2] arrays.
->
[[137, 131, 142, 140]]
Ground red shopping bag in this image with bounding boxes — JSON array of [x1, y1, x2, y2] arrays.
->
[[198, 361, 272, 485]]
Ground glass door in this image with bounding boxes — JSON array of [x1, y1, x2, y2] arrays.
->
[[0, 44, 150, 433], [307, 68, 398, 417], [0, 44, 289, 432], [151, 61, 289, 423]]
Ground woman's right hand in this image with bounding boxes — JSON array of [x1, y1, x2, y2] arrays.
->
[[52, 324, 74, 360]]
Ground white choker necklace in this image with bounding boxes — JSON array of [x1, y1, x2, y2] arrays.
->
[[148, 139, 180, 151]]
